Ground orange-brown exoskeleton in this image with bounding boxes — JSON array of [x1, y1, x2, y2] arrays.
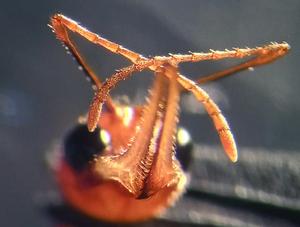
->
[[49, 14, 290, 223]]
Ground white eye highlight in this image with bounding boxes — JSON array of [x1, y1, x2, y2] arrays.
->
[[100, 129, 111, 146], [177, 127, 191, 147]]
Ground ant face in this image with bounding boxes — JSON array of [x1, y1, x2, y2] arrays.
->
[[56, 103, 190, 222], [49, 14, 289, 223]]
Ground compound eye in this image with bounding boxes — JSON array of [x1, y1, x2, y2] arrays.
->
[[175, 127, 193, 171], [64, 124, 110, 172]]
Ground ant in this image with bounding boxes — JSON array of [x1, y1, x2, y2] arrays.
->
[[49, 14, 290, 223]]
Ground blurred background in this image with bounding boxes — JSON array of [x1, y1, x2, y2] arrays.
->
[[0, 0, 299, 226]]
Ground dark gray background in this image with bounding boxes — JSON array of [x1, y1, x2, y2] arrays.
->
[[0, 0, 299, 226]]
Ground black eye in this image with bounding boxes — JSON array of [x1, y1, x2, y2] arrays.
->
[[175, 127, 193, 171], [64, 124, 109, 172]]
